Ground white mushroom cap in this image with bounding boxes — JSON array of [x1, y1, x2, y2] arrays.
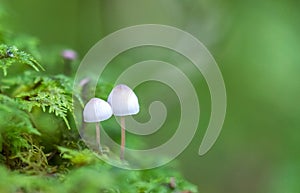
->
[[107, 84, 139, 116], [83, 98, 113, 122]]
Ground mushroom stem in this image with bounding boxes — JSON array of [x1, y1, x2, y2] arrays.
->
[[95, 122, 102, 153], [120, 116, 126, 160]]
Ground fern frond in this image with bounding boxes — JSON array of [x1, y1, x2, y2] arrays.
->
[[0, 44, 44, 76], [3, 71, 82, 130]]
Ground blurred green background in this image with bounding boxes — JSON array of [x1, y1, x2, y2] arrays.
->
[[2, 0, 300, 192]]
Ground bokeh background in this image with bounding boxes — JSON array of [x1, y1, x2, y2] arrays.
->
[[2, 0, 300, 192]]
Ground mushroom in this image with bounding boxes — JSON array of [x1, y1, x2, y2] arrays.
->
[[61, 49, 77, 75], [83, 98, 112, 152], [61, 49, 77, 60], [107, 84, 139, 160]]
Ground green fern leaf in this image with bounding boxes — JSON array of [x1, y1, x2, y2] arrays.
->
[[0, 44, 44, 76], [3, 71, 82, 130]]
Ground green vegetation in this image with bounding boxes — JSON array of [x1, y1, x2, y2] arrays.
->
[[0, 12, 197, 193], [2, 0, 299, 192]]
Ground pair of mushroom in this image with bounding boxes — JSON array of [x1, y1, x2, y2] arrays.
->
[[83, 84, 139, 160]]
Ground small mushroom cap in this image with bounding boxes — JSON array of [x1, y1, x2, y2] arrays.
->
[[83, 98, 112, 122], [107, 84, 139, 116], [61, 49, 77, 60]]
